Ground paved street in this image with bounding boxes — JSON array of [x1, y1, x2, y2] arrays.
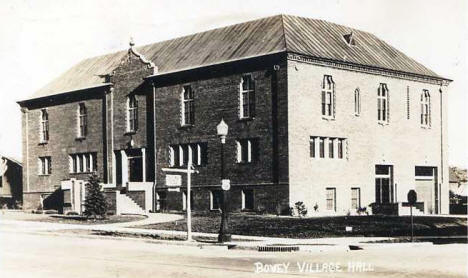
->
[[0, 219, 466, 278]]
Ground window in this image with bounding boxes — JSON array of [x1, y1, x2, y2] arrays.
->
[[337, 139, 344, 159], [326, 188, 336, 211], [38, 156, 51, 175], [182, 191, 194, 211], [77, 103, 87, 138], [39, 109, 49, 143], [181, 85, 194, 126], [354, 88, 360, 115], [375, 165, 394, 204], [127, 95, 138, 132], [69, 153, 97, 174], [421, 90, 431, 127], [169, 143, 208, 167], [239, 75, 255, 119], [309, 137, 316, 158], [328, 138, 335, 158], [351, 188, 361, 209], [321, 75, 335, 118], [406, 86, 410, 120], [236, 139, 258, 163], [377, 83, 389, 123], [242, 189, 254, 210], [319, 137, 325, 158], [210, 190, 223, 210]]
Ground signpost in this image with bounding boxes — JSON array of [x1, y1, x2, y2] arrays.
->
[[162, 162, 199, 241], [407, 189, 417, 242]]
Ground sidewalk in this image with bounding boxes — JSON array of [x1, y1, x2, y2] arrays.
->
[[0, 211, 434, 251]]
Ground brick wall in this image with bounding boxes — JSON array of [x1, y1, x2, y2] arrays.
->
[[287, 58, 449, 215]]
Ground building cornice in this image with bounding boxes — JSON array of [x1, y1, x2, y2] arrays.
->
[[287, 52, 452, 86]]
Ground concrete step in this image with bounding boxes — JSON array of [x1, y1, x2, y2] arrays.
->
[[116, 193, 146, 215]]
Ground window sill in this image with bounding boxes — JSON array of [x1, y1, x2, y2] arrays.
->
[[354, 113, 360, 117], [236, 161, 254, 165], [179, 124, 194, 129], [238, 117, 254, 122], [377, 121, 389, 126], [124, 131, 137, 136], [321, 116, 335, 121], [38, 141, 48, 145], [75, 137, 86, 141], [420, 125, 431, 129], [38, 174, 50, 177]]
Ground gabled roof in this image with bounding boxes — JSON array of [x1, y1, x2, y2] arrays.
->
[[25, 14, 447, 101]]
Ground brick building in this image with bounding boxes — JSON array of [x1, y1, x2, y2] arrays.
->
[[18, 15, 451, 215]]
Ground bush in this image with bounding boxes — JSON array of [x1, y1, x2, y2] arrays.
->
[[83, 174, 108, 219], [294, 201, 308, 217]]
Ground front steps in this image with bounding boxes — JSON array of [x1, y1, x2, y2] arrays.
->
[[116, 192, 146, 215]]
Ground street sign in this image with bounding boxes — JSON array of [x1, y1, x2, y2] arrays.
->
[[221, 179, 231, 191], [407, 190, 417, 205], [166, 174, 182, 187]]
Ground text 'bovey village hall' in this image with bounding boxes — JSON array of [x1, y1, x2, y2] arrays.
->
[[17, 15, 451, 216]]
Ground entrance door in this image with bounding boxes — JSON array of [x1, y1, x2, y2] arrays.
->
[[375, 165, 394, 204], [415, 166, 437, 214]]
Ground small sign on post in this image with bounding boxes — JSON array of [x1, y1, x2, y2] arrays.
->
[[221, 179, 231, 191], [407, 189, 418, 242]]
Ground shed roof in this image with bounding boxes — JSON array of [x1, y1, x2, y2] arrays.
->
[[26, 14, 446, 101]]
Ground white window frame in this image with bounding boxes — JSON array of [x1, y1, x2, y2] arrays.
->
[[126, 95, 138, 132], [39, 109, 49, 143], [421, 90, 431, 127], [326, 187, 336, 211], [181, 85, 194, 126], [77, 103, 87, 138], [310, 137, 317, 158], [354, 88, 360, 116], [321, 75, 335, 119], [236, 139, 254, 163], [351, 187, 361, 209], [38, 156, 51, 175], [377, 83, 389, 124], [182, 191, 187, 211], [69, 153, 96, 174], [239, 75, 255, 119]]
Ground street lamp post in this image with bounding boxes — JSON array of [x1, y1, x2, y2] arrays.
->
[[217, 119, 231, 243]]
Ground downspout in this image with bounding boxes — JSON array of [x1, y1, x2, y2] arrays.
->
[[439, 85, 443, 213], [152, 81, 157, 212]]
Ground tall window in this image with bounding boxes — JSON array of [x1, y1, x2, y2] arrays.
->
[[181, 85, 194, 125], [421, 90, 431, 127], [236, 138, 258, 163], [127, 95, 138, 132], [354, 88, 360, 115], [309, 137, 316, 158], [77, 103, 87, 138], [337, 139, 344, 159], [328, 138, 334, 158], [40, 109, 49, 142], [242, 189, 254, 210], [321, 75, 335, 118], [326, 188, 336, 211], [351, 188, 361, 209], [377, 83, 389, 123], [38, 156, 51, 175], [319, 137, 325, 158], [239, 75, 255, 119]]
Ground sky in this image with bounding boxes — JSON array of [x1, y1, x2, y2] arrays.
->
[[0, 0, 466, 167]]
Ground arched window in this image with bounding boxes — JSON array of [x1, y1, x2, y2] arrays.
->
[[181, 85, 194, 125], [40, 109, 49, 142], [239, 75, 255, 119], [127, 95, 138, 132], [421, 90, 431, 127], [354, 88, 360, 115], [321, 75, 335, 118], [77, 103, 87, 138], [377, 83, 389, 123]]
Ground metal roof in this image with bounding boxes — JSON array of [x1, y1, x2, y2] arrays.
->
[[26, 14, 446, 101]]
